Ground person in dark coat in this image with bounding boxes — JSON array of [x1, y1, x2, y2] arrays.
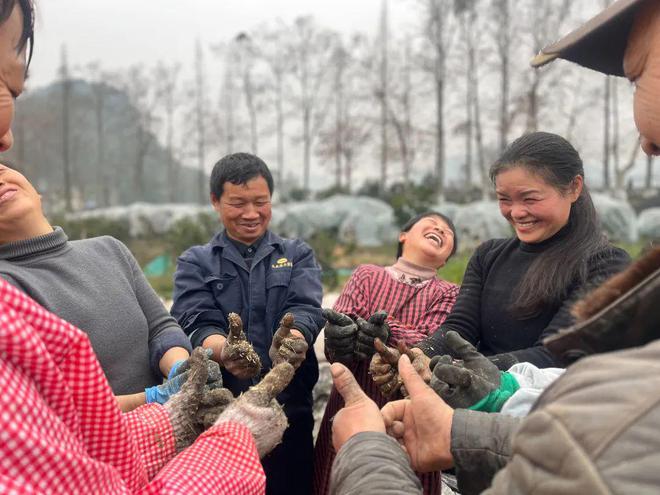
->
[[171, 152, 325, 495]]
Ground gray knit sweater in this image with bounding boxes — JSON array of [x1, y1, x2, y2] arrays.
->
[[0, 227, 192, 394]]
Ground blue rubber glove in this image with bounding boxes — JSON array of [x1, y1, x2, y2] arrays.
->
[[145, 372, 189, 404], [167, 359, 186, 381]]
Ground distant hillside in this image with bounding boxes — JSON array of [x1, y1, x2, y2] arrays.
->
[[5, 80, 207, 210]]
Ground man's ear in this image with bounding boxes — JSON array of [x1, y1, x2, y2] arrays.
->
[[210, 192, 221, 212]]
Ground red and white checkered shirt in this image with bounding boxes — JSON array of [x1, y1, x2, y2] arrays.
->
[[0, 279, 265, 494]]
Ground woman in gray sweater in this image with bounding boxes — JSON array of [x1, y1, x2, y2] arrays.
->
[[0, 162, 192, 411]]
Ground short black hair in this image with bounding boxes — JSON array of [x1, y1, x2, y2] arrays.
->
[[209, 152, 274, 200], [0, 0, 35, 71], [396, 211, 458, 260]]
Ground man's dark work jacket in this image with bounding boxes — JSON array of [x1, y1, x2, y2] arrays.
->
[[171, 229, 324, 414]]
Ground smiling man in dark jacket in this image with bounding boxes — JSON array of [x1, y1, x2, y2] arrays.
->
[[171, 152, 325, 495]]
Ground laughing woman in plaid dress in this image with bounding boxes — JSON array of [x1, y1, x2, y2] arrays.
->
[[313, 212, 460, 495]]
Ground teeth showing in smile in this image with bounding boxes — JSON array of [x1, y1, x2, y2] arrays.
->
[[424, 233, 442, 247]]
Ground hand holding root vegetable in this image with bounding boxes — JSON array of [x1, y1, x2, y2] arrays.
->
[[370, 339, 433, 398], [269, 313, 308, 369], [215, 362, 295, 457], [221, 312, 262, 379]]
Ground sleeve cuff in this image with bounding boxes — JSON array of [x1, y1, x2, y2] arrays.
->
[[292, 323, 314, 345], [451, 409, 521, 495], [149, 330, 194, 376], [189, 325, 227, 348]]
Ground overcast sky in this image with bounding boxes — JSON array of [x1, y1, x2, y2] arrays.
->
[[29, 0, 415, 90]]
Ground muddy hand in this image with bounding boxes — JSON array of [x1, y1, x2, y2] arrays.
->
[[169, 348, 224, 390], [194, 387, 235, 430], [269, 313, 308, 369], [220, 313, 262, 379], [323, 308, 358, 365], [164, 347, 211, 451], [214, 362, 295, 457], [355, 310, 390, 361], [369, 338, 403, 398]]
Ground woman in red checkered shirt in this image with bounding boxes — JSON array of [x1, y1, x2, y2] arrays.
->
[[313, 211, 460, 495], [0, 1, 288, 492]]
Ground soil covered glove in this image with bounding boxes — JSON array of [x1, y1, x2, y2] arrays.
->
[[168, 348, 224, 390], [146, 351, 223, 405], [269, 313, 309, 369], [322, 308, 358, 365], [221, 313, 262, 379], [429, 331, 519, 411], [355, 311, 390, 361], [215, 362, 295, 457], [164, 348, 214, 451]]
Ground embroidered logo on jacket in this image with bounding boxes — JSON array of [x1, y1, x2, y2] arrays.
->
[[272, 257, 293, 268]]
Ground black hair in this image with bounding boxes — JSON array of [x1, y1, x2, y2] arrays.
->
[[396, 211, 458, 260], [490, 131, 607, 318], [209, 152, 274, 200], [0, 0, 34, 71]]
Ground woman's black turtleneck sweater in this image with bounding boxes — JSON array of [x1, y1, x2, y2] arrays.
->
[[416, 228, 630, 368]]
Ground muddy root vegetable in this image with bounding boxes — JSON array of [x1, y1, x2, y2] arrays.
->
[[269, 313, 308, 368], [221, 312, 262, 378]]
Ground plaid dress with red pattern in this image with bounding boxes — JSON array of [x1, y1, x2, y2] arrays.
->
[[0, 279, 265, 494], [313, 264, 459, 494]]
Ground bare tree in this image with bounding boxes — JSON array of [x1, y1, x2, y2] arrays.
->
[[378, 0, 389, 192], [154, 62, 182, 202], [82, 62, 119, 206], [235, 33, 265, 155], [387, 36, 419, 186], [194, 40, 207, 203], [492, 0, 515, 152], [286, 16, 338, 193], [59, 45, 73, 212], [520, 0, 572, 133], [420, 0, 457, 199], [316, 36, 373, 192], [603, 76, 611, 190], [120, 66, 160, 199], [257, 22, 292, 185], [614, 139, 641, 191]]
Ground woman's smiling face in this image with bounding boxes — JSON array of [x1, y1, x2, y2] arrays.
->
[[495, 165, 582, 244], [0, 3, 27, 153]]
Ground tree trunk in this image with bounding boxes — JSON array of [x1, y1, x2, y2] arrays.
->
[[276, 73, 285, 184], [379, 0, 389, 194], [60, 46, 73, 212], [603, 76, 611, 190]]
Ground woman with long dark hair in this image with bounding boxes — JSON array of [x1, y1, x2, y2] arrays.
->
[[372, 132, 630, 392], [314, 211, 460, 495]]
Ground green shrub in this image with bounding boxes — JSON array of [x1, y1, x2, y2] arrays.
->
[[167, 213, 218, 257], [52, 214, 131, 243]]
